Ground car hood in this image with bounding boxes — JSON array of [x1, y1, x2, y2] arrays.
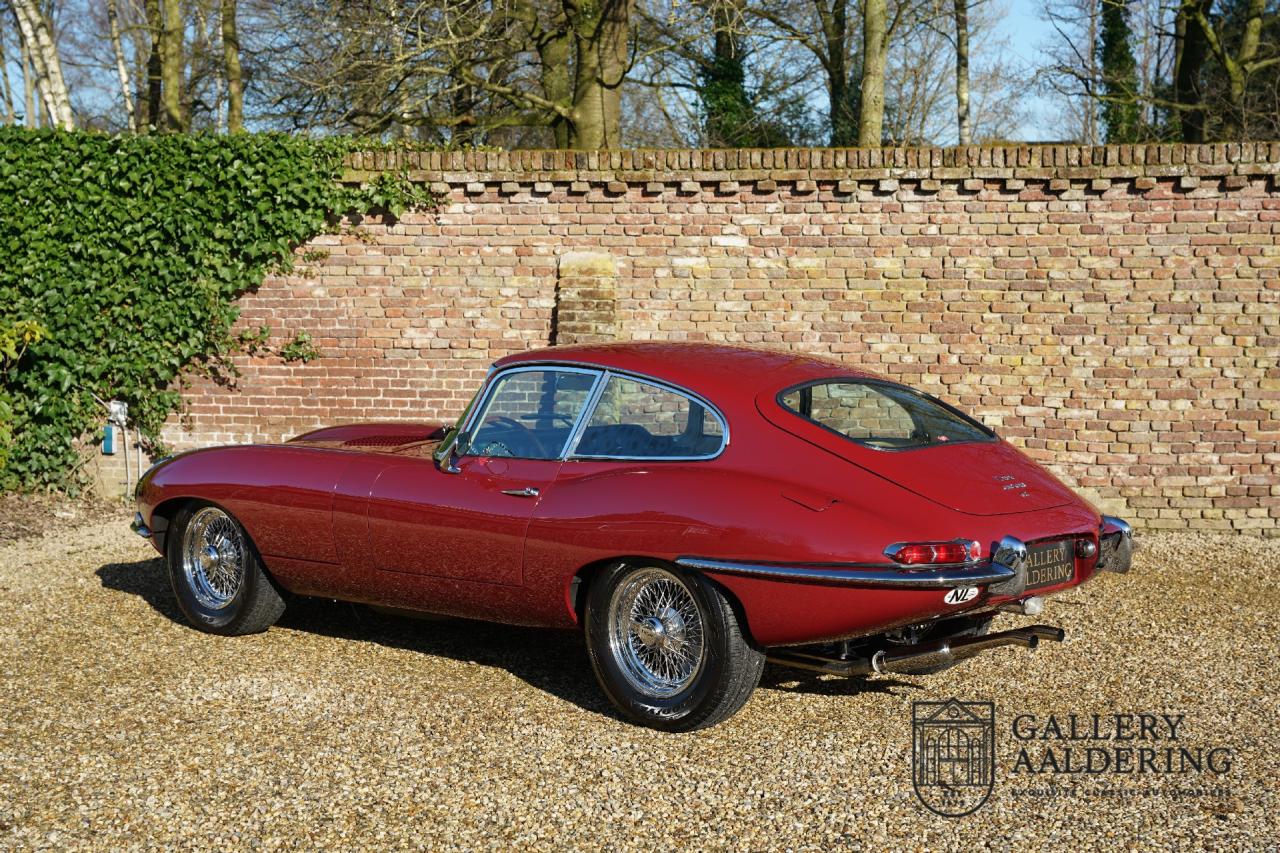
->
[[757, 396, 1077, 516]]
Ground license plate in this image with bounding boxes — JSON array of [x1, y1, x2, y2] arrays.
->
[[1025, 539, 1074, 590]]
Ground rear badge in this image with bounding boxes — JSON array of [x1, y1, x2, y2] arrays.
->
[[944, 586, 979, 605]]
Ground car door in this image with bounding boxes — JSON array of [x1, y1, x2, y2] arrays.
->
[[365, 366, 601, 585]]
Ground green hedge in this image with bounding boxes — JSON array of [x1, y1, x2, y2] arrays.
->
[[0, 129, 433, 492]]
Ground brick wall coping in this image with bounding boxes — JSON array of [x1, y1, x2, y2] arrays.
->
[[342, 143, 1280, 191]]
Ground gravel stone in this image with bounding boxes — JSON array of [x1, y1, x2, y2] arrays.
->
[[1, 515, 1277, 850]]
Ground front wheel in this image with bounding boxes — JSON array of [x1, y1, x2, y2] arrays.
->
[[584, 563, 764, 731], [167, 501, 285, 636]]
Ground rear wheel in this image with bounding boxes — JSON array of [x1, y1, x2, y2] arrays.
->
[[584, 563, 764, 731], [167, 501, 285, 636]]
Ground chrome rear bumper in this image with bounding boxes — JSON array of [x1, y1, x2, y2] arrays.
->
[[676, 555, 1018, 589], [130, 512, 152, 539]]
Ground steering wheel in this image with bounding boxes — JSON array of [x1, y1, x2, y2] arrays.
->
[[474, 416, 548, 458]]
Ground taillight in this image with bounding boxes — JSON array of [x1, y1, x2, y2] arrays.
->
[[886, 539, 981, 565]]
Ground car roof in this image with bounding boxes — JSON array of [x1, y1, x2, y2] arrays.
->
[[493, 342, 887, 405]]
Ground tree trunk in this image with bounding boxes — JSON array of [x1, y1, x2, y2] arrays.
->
[[857, 0, 888, 146], [953, 0, 971, 145], [108, 0, 137, 132], [1173, 0, 1210, 142], [567, 0, 629, 148], [825, 0, 858, 146], [161, 0, 185, 131], [540, 27, 574, 147], [19, 24, 35, 127], [10, 0, 73, 129], [0, 20, 15, 124], [143, 0, 163, 130], [221, 0, 243, 131]]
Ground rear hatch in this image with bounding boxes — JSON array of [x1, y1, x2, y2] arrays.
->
[[757, 392, 1076, 516]]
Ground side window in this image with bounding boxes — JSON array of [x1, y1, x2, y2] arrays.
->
[[468, 369, 597, 459], [574, 375, 725, 459]]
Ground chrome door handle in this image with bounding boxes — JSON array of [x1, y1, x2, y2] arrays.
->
[[501, 486, 540, 498]]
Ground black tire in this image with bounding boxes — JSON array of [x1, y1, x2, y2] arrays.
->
[[893, 616, 993, 675], [584, 562, 764, 731], [166, 501, 285, 636]]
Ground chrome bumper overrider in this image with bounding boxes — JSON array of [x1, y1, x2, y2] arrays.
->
[[130, 512, 152, 539], [1097, 515, 1134, 573]]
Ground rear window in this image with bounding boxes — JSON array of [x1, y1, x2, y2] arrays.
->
[[778, 380, 993, 450]]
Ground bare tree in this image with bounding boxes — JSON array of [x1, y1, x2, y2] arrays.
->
[[253, 0, 640, 147], [884, 0, 1027, 143], [10, 0, 74, 128], [1036, 0, 1100, 142]]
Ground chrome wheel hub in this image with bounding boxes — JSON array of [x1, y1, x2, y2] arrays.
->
[[181, 507, 247, 610], [607, 568, 705, 699]]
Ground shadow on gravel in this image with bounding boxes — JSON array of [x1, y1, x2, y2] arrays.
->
[[758, 667, 917, 697], [95, 557, 616, 719], [95, 557, 914, 716]]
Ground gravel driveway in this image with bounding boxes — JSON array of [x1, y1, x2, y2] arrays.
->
[[2, 514, 1277, 850]]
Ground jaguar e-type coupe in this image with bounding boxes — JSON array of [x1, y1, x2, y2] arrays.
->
[[133, 342, 1133, 731]]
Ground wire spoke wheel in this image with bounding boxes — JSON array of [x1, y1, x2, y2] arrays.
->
[[607, 567, 706, 699], [180, 506, 248, 611]]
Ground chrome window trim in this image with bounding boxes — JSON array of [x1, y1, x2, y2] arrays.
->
[[674, 556, 1016, 589], [458, 365, 605, 461], [563, 369, 730, 462]]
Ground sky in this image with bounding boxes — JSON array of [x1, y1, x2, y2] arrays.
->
[[997, 0, 1061, 141]]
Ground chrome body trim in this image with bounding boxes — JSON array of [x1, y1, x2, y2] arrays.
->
[[674, 556, 1016, 589], [564, 369, 730, 462], [459, 364, 605, 461]]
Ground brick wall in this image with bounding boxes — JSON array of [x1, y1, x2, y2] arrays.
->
[[163, 144, 1280, 534]]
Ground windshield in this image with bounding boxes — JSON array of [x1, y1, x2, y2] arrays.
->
[[778, 380, 994, 451]]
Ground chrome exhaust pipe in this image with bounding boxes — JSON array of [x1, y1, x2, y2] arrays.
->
[[999, 595, 1045, 616], [766, 625, 1066, 678], [872, 625, 1064, 674]]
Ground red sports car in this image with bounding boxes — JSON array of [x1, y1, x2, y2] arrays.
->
[[133, 343, 1133, 730]]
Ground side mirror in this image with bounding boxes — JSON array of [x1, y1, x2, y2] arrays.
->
[[436, 428, 469, 474]]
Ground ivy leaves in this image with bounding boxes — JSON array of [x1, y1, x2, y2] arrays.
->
[[0, 129, 434, 492]]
